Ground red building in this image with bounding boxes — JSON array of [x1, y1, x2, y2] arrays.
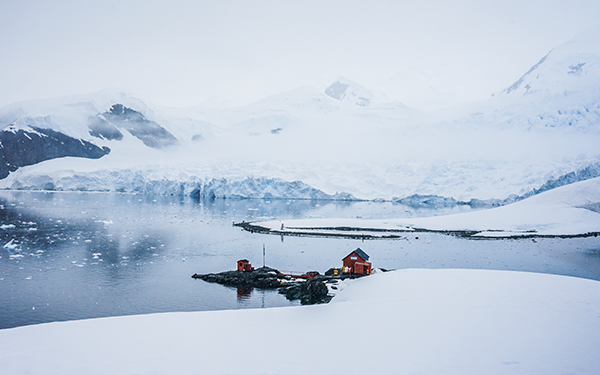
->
[[237, 259, 254, 272], [342, 248, 372, 275]]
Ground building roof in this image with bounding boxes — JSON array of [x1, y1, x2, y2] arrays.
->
[[343, 248, 370, 261]]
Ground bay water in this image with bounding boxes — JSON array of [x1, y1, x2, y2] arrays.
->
[[1, 190, 599, 329]]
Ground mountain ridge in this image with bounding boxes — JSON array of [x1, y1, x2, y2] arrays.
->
[[0, 30, 599, 202]]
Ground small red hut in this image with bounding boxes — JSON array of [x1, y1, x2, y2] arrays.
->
[[237, 259, 254, 272], [342, 248, 372, 275]]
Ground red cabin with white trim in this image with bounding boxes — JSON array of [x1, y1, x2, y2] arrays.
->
[[342, 248, 372, 275], [237, 259, 254, 272]]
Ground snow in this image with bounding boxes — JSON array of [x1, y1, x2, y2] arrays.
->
[[462, 26, 600, 134], [0, 268, 598, 374], [2, 131, 599, 202], [2, 18, 600, 375], [254, 177, 600, 237], [2, 28, 600, 202]]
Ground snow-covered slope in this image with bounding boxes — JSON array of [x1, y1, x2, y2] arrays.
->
[[324, 77, 377, 107], [468, 26, 600, 132], [1, 29, 600, 202], [0, 89, 153, 140], [498, 27, 600, 98], [1, 269, 599, 375]]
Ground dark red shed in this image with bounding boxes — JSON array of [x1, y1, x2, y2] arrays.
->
[[237, 259, 254, 272], [342, 248, 372, 275]]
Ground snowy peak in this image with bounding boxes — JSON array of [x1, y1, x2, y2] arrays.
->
[[470, 27, 600, 132], [0, 89, 154, 140], [324, 78, 374, 107], [497, 27, 600, 98], [0, 91, 181, 149], [92, 104, 178, 148]]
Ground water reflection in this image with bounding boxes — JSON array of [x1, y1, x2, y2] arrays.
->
[[236, 287, 252, 302], [1, 190, 599, 330]]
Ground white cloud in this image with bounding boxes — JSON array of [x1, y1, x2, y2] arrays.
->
[[1, 0, 600, 109]]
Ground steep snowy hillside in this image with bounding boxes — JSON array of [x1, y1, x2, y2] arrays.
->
[[498, 28, 600, 98], [1, 29, 600, 202], [0, 90, 154, 140], [92, 104, 178, 148], [473, 26, 600, 131]]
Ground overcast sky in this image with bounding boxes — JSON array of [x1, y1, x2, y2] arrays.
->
[[1, 0, 599, 110]]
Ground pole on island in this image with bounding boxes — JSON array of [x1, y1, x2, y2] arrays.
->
[[263, 243, 266, 268]]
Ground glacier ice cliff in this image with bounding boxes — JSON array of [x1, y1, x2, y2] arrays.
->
[[3, 172, 357, 201]]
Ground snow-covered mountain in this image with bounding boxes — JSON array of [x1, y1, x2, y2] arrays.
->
[[91, 104, 178, 148], [498, 28, 600, 99], [1, 29, 599, 203], [324, 78, 376, 107], [323, 77, 407, 109], [0, 125, 109, 179], [467, 26, 600, 132]]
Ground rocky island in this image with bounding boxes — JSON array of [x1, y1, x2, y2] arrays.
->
[[192, 265, 368, 305]]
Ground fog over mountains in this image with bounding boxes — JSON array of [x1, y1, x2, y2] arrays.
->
[[1, 29, 599, 205]]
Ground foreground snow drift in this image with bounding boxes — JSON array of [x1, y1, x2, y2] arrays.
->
[[0, 269, 599, 375], [252, 176, 600, 238]]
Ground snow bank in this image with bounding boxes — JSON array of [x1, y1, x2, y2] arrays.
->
[[1, 269, 598, 374], [255, 177, 600, 237]]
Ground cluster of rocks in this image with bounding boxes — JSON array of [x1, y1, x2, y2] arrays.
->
[[278, 277, 333, 305], [193, 267, 282, 289], [192, 267, 365, 305]]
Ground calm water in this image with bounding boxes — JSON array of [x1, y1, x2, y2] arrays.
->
[[1, 190, 599, 329]]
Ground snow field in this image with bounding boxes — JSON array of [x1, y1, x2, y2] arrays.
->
[[0, 268, 599, 375]]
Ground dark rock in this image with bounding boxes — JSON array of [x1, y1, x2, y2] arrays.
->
[[192, 267, 282, 289], [279, 278, 332, 305], [193, 267, 339, 305], [0, 126, 110, 179]]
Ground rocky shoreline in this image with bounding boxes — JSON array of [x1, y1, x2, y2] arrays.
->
[[234, 220, 600, 240], [233, 221, 408, 239], [192, 266, 368, 305]]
